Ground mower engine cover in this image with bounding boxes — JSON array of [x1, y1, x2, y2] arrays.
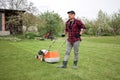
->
[[36, 49, 60, 63], [44, 51, 60, 63]]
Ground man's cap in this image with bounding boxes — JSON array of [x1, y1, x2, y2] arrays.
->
[[67, 10, 75, 14]]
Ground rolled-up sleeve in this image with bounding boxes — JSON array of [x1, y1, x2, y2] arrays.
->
[[77, 20, 86, 30], [65, 22, 68, 32]]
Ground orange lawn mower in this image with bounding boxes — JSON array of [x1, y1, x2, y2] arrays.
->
[[35, 38, 66, 63]]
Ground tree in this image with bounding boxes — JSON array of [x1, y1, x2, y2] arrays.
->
[[6, 12, 23, 34], [37, 11, 64, 36], [96, 10, 112, 36], [110, 10, 120, 35], [85, 10, 112, 36], [77, 10, 120, 36], [21, 13, 38, 32], [0, 0, 37, 13]]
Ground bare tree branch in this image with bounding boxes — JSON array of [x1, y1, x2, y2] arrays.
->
[[15, 0, 23, 9], [0, 0, 7, 8], [0, 0, 37, 13]]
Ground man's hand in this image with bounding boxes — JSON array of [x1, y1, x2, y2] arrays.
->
[[75, 33, 81, 38], [61, 33, 65, 37]]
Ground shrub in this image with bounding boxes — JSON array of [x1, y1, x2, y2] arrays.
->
[[25, 33, 37, 39]]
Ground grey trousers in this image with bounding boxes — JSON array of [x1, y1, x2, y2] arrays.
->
[[64, 41, 80, 61]]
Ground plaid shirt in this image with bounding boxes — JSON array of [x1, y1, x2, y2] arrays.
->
[[65, 18, 86, 44]]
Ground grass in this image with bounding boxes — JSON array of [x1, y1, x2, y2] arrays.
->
[[0, 36, 120, 80]]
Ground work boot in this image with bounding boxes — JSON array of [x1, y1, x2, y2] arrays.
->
[[73, 61, 78, 69], [58, 61, 68, 68]]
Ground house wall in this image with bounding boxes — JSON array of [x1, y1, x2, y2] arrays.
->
[[0, 9, 25, 35], [0, 13, 2, 31], [2, 13, 5, 31], [0, 12, 10, 36], [0, 12, 5, 31]]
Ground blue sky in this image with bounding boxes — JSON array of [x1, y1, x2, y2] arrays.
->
[[28, 0, 120, 19]]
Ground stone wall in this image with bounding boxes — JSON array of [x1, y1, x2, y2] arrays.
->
[[0, 31, 10, 36]]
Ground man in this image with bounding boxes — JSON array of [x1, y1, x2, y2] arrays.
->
[[59, 11, 86, 69]]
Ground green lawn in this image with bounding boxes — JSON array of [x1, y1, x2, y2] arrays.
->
[[0, 36, 120, 80]]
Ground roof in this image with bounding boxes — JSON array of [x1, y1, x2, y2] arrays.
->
[[0, 9, 25, 13]]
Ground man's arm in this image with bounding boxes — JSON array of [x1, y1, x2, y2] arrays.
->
[[61, 29, 67, 37], [80, 29, 85, 35], [77, 20, 86, 35], [61, 23, 68, 37], [64, 30, 67, 34]]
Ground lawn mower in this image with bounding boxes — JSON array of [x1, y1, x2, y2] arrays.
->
[[35, 38, 66, 63]]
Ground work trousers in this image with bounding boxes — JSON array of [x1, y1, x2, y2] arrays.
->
[[64, 41, 80, 61]]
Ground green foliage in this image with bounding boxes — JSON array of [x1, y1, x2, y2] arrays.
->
[[84, 22, 95, 35], [101, 33, 113, 36], [21, 13, 38, 32], [84, 10, 120, 36], [110, 10, 120, 35], [96, 10, 112, 36], [25, 32, 37, 39], [37, 11, 64, 36]]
